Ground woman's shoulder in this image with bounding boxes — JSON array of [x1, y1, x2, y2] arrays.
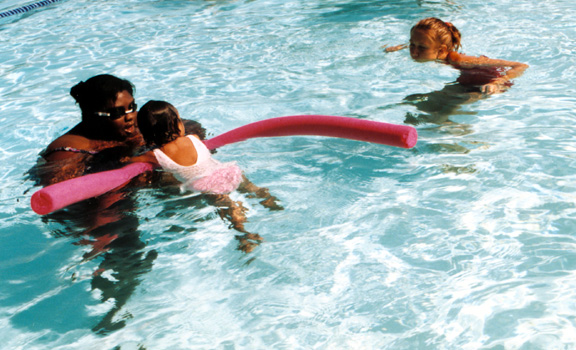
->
[[47, 133, 92, 150], [46, 122, 96, 149], [42, 132, 95, 160]]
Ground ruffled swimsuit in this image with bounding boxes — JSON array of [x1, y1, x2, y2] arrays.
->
[[153, 136, 242, 194]]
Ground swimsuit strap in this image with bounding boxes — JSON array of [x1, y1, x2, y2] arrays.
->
[[41, 146, 99, 158]]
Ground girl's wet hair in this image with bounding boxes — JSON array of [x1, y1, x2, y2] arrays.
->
[[412, 17, 462, 52], [70, 74, 135, 120], [137, 100, 183, 147]]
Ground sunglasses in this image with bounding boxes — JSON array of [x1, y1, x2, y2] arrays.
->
[[94, 101, 137, 120]]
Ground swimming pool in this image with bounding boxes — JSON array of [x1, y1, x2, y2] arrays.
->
[[2, 0, 576, 348]]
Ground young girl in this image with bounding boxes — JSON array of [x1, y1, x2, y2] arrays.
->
[[384, 17, 529, 95], [383, 18, 528, 127], [133, 100, 282, 252]]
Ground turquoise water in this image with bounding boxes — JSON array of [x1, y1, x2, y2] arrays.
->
[[2, 0, 576, 349]]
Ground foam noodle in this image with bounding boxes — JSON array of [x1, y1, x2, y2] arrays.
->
[[31, 115, 417, 214], [203, 115, 417, 150], [31, 162, 155, 215]]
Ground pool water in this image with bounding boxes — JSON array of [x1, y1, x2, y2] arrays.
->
[[2, 0, 576, 349]]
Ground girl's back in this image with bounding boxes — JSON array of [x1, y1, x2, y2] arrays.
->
[[159, 135, 199, 166]]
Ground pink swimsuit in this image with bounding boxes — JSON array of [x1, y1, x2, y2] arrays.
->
[[153, 136, 242, 194], [456, 66, 510, 86]]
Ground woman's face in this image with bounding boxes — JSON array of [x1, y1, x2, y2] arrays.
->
[[409, 29, 443, 62], [98, 90, 138, 140]]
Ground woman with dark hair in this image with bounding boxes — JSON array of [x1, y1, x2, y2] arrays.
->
[[28, 74, 155, 334], [37, 74, 143, 185], [28, 75, 281, 335]]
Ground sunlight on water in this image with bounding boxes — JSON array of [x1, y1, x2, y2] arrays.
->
[[1, 0, 576, 349]]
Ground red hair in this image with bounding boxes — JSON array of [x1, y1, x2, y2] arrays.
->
[[411, 17, 462, 52]]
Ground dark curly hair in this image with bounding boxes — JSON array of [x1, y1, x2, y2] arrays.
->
[[70, 74, 135, 121], [137, 100, 182, 147]]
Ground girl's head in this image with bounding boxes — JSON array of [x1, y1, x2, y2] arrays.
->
[[409, 17, 461, 62], [137, 100, 183, 147], [70, 74, 138, 140]]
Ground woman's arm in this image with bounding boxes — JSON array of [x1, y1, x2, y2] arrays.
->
[[36, 155, 89, 186], [127, 151, 158, 166]]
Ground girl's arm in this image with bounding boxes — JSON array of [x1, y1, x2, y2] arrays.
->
[[382, 43, 408, 53], [447, 52, 529, 94], [126, 151, 159, 166]]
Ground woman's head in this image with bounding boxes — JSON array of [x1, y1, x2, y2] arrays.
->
[[409, 17, 461, 62], [137, 100, 183, 147], [70, 74, 138, 139]]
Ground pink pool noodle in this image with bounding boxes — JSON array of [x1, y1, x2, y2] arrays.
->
[[31, 162, 155, 215], [203, 115, 417, 150], [31, 115, 417, 215]]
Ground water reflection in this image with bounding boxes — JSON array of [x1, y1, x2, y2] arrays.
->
[[26, 160, 280, 335], [401, 82, 482, 132], [41, 181, 156, 335]]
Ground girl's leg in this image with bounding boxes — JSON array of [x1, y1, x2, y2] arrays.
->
[[237, 175, 283, 211], [208, 194, 263, 253]]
